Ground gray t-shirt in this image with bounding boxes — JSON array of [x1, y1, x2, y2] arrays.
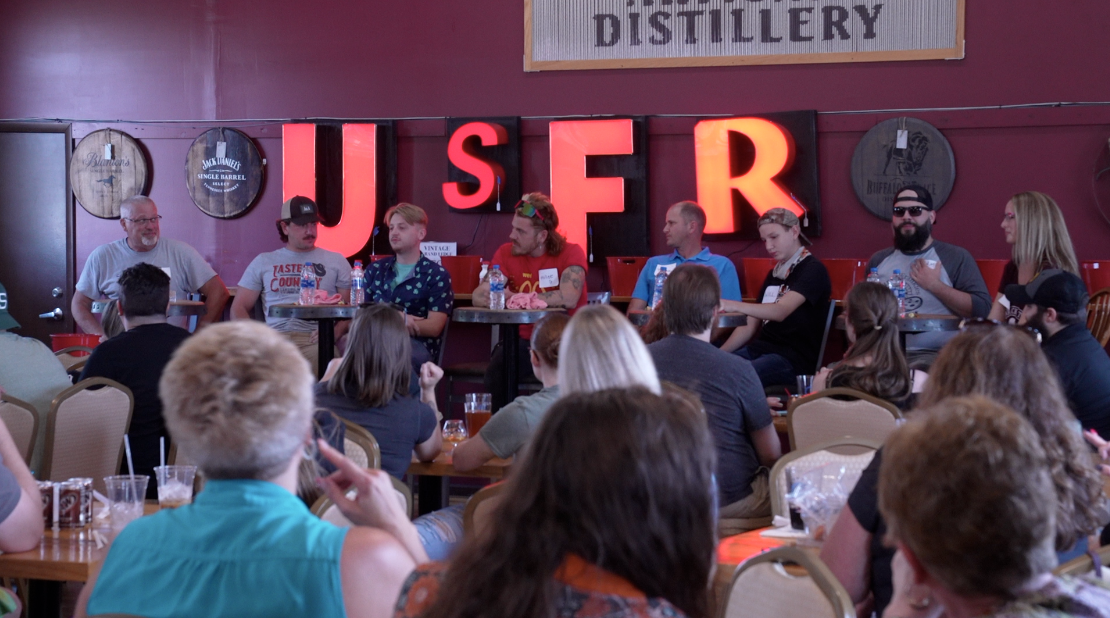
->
[[648, 335, 772, 506], [0, 332, 75, 473], [868, 240, 991, 351], [76, 238, 217, 303], [478, 385, 560, 459], [237, 247, 352, 332]]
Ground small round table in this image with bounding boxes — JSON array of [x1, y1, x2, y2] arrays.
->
[[268, 304, 357, 378], [836, 313, 961, 349], [626, 310, 748, 328], [91, 300, 206, 317], [452, 307, 566, 405]]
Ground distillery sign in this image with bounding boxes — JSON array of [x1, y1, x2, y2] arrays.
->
[[525, 0, 965, 71]]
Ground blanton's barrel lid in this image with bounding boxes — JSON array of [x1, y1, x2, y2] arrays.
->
[[69, 129, 150, 219], [185, 127, 264, 219]]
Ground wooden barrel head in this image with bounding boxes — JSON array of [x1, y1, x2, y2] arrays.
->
[[185, 127, 264, 218], [850, 117, 956, 221], [70, 129, 149, 219]]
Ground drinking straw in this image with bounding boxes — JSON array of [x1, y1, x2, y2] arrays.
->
[[124, 434, 136, 479], [160, 437, 165, 468]]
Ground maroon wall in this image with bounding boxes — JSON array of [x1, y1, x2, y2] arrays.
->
[[3, 1, 1110, 306]]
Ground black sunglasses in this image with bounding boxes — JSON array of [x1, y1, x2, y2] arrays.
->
[[892, 206, 928, 218], [958, 318, 1042, 344]]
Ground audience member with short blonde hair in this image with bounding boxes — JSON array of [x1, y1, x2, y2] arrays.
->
[[559, 304, 661, 395], [78, 321, 425, 618]]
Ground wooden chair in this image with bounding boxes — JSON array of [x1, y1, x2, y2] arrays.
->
[[768, 438, 880, 520], [823, 259, 865, 302], [310, 475, 414, 524], [975, 259, 1009, 298], [1087, 288, 1110, 347], [462, 481, 507, 537], [1054, 544, 1110, 577], [1081, 261, 1110, 294], [54, 345, 94, 373], [41, 378, 133, 494], [340, 419, 381, 470], [787, 388, 901, 453], [718, 546, 856, 618], [0, 393, 39, 465], [741, 257, 776, 300]]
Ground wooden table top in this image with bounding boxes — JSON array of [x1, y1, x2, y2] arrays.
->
[[0, 503, 161, 582], [408, 453, 512, 479]]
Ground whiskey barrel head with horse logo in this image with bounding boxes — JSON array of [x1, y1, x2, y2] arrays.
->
[[70, 129, 150, 219]]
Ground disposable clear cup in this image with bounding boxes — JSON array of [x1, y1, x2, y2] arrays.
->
[[103, 475, 149, 533], [154, 465, 196, 509]]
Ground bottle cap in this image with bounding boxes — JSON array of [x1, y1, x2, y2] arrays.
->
[[354, 260, 363, 267]]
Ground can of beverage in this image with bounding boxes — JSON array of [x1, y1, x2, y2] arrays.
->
[[58, 480, 85, 527], [37, 480, 54, 527], [67, 477, 94, 525]]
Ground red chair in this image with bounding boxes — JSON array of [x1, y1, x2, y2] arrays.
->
[[606, 257, 648, 299], [440, 256, 483, 295], [1081, 261, 1110, 294], [976, 259, 1009, 297], [824, 259, 866, 302], [741, 258, 777, 300]]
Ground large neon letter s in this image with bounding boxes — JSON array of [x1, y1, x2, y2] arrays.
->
[[443, 122, 508, 209], [549, 119, 634, 251], [281, 123, 378, 257], [694, 118, 801, 234]]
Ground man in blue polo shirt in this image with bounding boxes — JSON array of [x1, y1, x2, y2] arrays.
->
[[627, 201, 741, 313]]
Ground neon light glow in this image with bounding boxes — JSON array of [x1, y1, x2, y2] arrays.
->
[[694, 117, 801, 234], [443, 122, 508, 209], [549, 119, 634, 251], [282, 124, 316, 200]]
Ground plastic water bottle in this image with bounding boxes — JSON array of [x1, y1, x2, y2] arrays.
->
[[866, 268, 882, 284], [350, 260, 365, 305], [300, 262, 317, 305], [489, 265, 507, 310], [888, 269, 906, 317], [651, 269, 669, 309]]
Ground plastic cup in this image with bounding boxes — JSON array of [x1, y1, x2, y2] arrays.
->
[[795, 375, 814, 396], [154, 465, 196, 509], [104, 475, 149, 533]]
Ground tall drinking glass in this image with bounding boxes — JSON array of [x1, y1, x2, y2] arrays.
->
[[464, 393, 492, 436]]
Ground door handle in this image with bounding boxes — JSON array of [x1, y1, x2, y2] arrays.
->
[[39, 308, 63, 321]]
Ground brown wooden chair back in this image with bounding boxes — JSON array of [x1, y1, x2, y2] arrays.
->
[[340, 419, 381, 470], [462, 481, 507, 538], [42, 378, 133, 494], [719, 547, 856, 618], [0, 393, 39, 465], [787, 388, 901, 453], [1087, 287, 1110, 347]]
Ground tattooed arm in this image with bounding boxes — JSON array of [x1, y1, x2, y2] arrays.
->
[[536, 265, 585, 308]]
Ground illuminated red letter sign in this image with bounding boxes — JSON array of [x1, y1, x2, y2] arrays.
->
[[282, 123, 378, 257], [443, 122, 508, 209], [694, 117, 802, 234], [549, 119, 634, 251]]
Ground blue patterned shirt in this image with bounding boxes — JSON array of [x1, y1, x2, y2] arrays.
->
[[366, 254, 455, 359]]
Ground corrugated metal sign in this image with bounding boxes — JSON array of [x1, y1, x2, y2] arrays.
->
[[525, 0, 965, 71]]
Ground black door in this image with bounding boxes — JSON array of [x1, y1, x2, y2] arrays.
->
[[0, 123, 75, 343]]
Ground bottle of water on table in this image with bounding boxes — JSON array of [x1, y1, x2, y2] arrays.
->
[[489, 265, 507, 310], [888, 269, 906, 317], [300, 262, 317, 305], [651, 269, 669, 309], [350, 260, 365, 305], [866, 267, 881, 284]]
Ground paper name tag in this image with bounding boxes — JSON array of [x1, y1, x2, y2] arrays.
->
[[653, 263, 678, 276], [897, 129, 908, 149], [161, 267, 172, 279], [538, 268, 559, 288], [999, 295, 1011, 310], [761, 285, 781, 304]]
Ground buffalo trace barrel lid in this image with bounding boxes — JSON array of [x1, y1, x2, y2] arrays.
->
[[185, 127, 264, 219], [850, 117, 955, 221], [70, 129, 150, 219]]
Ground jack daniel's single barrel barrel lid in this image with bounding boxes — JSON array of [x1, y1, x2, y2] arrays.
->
[[70, 128, 150, 219], [185, 127, 264, 219]]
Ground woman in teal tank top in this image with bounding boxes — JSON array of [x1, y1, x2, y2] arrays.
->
[[77, 322, 426, 618]]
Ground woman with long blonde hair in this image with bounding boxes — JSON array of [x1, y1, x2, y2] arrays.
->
[[558, 304, 661, 395], [989, 191, 1079, 323]]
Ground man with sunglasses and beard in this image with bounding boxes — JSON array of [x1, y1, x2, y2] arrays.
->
[[1007, 269, 1110, 440], [473, 192, 587, 410], [867, 185, 991, 369]]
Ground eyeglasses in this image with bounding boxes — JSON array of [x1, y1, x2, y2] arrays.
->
[[123, 216, 162, 226], [892, 206, 928, 218], [958, 317, 1042, 344], [515, 200, 546, 221]]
